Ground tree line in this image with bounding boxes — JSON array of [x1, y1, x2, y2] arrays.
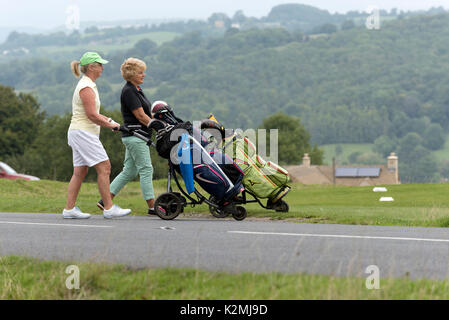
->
[[2, 4, 445, 52], [0, 85, 320, 182]]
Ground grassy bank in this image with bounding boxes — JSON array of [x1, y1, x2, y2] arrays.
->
[[1, 179, 449, 227], [1, 255, 449, 299]]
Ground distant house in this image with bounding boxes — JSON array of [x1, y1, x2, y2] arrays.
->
[[284, 152, 400, 186], [214, 20, 225, 28]]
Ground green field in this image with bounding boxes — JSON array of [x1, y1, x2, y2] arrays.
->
[[2, 255, 449, 299], [0, 31, 180, 63], [1, 179, 449, 227], [36, 31, 179, 54]]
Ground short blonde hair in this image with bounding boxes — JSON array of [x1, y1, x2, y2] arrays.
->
[[121, 58, 147, 82]]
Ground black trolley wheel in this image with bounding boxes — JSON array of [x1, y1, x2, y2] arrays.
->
[[208, 196, 229, 218], [155, 192, 184, 220], [209, 205, 230, 218], [232, 206, 247, 221], [274, 200, 289, 213]]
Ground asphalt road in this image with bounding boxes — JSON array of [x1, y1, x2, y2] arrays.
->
[[1, 212, 449, 280]]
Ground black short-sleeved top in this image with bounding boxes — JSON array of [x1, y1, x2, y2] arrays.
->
[[120, 81, 152, 137]]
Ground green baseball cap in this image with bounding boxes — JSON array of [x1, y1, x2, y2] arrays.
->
[[80, 52, 109, 66]]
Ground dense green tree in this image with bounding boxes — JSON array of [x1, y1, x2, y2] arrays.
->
[[84, 26, 99, 33], [401, 117, 430, 137], [0, 85, 45, 157], [399, 146, 438, 183], [394, 133, 439, 183], [397, 132, 423, 159], [7, 108, 167, 182], [260, 112, 323, 165], [266, 3, 333, 30], [341, 20, 355, 30], [128, 38, 158, 58], [373, 135, 398, 158], [398, 94, 422, 118], [423, 123, 445, 150], [7, 113, 74, 180], [208, 13, 231, 28], [232, 10, 247, 24], [310, 23, 338, 34]]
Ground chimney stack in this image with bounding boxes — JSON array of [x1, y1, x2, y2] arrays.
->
[[302, 153, 311, 167], [387, 152, 399, 184]]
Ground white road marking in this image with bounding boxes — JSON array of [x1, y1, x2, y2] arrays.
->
[[228, 231, 449, 243], [0, 220, 113, 228]]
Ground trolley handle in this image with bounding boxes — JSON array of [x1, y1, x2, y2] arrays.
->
[[119, 125, 155, 147], [118, 124, 141, 133]]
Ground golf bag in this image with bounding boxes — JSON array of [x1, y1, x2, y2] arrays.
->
[[149, 104, 244, 204], [201, 115, 291, 210]]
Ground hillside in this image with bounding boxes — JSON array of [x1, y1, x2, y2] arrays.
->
[[1, 7, 449, 182], [1, 12, 448, 133], [0, 15, 448, 130]]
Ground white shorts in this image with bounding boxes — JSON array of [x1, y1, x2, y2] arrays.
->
[[68, 130, 109, 167]]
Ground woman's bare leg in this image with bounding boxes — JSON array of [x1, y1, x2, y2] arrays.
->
[[66, 166, 88, 209], [94, 160, 113, 210]]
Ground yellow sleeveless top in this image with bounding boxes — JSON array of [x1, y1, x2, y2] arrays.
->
[[68, 75, 101, 135]]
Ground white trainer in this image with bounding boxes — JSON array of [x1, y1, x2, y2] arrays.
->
[[62, 207, 91, 219], [103, 204, 132, 219]]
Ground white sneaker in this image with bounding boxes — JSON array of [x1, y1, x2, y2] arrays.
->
[[62, 207, 91, 219], [103, 204, 132, 219]]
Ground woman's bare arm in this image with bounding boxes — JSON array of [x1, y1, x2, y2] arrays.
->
[[79, 87, 119, 129], [131, 107, 152, 127]]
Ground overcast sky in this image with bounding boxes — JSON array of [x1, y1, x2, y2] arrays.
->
[[1, 0, 449, 29]]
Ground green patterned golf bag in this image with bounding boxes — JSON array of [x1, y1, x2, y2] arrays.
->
[[221, 133, 291, 206]]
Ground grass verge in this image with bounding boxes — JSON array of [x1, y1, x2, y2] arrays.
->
[[1, 255, 449, 299], [1, 179, 449, 227]]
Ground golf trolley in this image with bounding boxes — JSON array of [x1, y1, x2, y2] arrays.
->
[[119, 125, 248, 221]]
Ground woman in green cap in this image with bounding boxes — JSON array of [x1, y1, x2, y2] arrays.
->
[[63, 52, 132, 219]]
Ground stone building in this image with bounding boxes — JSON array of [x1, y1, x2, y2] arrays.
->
[[284, 152, 400, 186]]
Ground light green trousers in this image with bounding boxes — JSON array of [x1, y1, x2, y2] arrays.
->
[[110, 136, 154, 200]]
